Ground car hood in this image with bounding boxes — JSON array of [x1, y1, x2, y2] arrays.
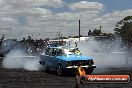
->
[[57, 54, 93, 61]]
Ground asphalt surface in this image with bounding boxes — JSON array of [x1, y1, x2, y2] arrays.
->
[[0, 57, 132, 88]]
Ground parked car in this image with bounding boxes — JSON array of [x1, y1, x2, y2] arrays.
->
[[39, 46, 96, 75]]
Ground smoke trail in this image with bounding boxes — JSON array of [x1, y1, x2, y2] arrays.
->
[[2, 49, 41, 71], [70, 37, 129, 69]]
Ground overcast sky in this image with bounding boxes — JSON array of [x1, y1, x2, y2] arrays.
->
[[0, 0, 132, 40]]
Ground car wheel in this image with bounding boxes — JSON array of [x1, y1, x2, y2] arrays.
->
[[56, 64, 63, 75]]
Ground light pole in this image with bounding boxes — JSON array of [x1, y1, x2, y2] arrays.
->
[[79, 20, 80, 41]]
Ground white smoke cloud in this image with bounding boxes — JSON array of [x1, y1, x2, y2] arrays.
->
[[70, 38, 129, 68], [2, 50, 42, 71]]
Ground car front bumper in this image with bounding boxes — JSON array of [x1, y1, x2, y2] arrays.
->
[[63, 65, 96, 73], [65, 65, 96, 69]]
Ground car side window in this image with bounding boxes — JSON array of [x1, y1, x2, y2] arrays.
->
[[52, 48, 57, 56], [56, 49, 63, 56], [49, 48, 53, 56], [45, 48, 49, 55], [45, 48, 63, 56]]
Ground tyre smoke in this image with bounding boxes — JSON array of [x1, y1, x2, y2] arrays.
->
[[2, 50, 41, 71], [71, 37, 130, 69]]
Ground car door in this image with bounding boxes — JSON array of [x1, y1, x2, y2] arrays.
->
[[49, 48, 59, 70], [45, 48, 54, 68], [40, 48, 49, 63]]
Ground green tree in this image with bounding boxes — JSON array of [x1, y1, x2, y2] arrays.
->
[[114, 16, 132, 43]]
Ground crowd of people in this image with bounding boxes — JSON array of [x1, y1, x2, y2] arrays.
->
[[0, 36, 66, 56]]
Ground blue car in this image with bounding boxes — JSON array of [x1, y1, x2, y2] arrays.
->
[[39, 46, 96, 75]]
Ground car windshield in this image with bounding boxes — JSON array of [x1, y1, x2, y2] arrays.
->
[[43, 47, 81, 56], [63, 48, 81, 55]]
